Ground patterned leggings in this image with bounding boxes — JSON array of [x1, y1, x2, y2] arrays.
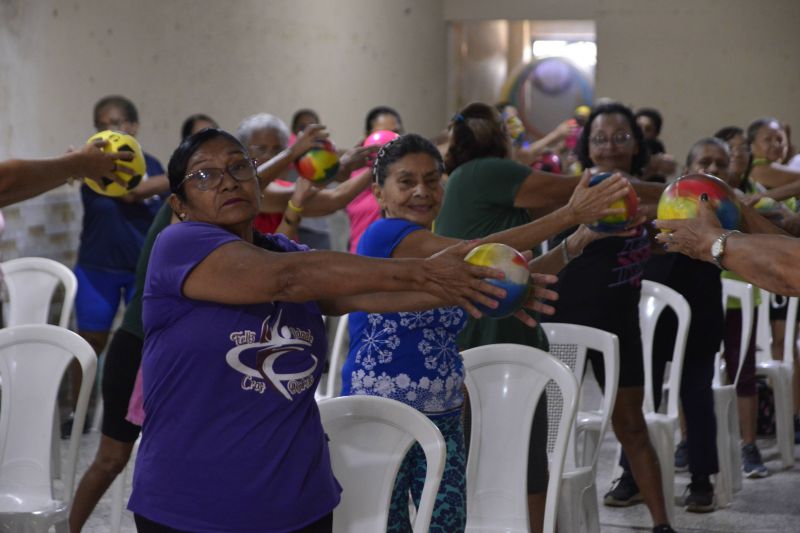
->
[[387, 411, 466, 533]]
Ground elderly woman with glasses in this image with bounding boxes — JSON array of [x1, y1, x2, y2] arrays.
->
[[126, 128, 509, 533], [236, 113, 376, 245], [434, 101, 668, 533]]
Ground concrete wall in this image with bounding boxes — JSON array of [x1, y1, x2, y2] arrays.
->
[[0, 0, 446, 263], [444, 0, 800, 163]]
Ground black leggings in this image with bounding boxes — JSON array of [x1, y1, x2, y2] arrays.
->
[[134, 513, 333, 533]]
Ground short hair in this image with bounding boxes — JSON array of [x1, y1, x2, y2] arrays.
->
[[167, 128, 245, 199], [373, 133, 444, 186], [444, 102, 509, 174], [93, 95, 138, 128], [290, 108, 320, 134], [634, 107, 663, 136], [685, 137, 730, 169], [181, 113, 219, 140], [746, 117, 780, 145], [365, 106, 403, 135], [236, 113, 290, 147], [713, 126, 743, 143], [577, 102, 649, 176]]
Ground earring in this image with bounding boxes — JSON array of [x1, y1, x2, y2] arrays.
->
[[179, 213, 186, 220]]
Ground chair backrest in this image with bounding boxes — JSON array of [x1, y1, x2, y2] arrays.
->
[[317, 314, 349, 401], [542, 323, 619, 471], [0, 325, 96, 503], [756, 289, 797, 369], [718, 278, 755, 386], [318, 395, 446, 533], [462, 343, 578, 533], [1, 257, 77, 328], [639, 280, 691, 416]]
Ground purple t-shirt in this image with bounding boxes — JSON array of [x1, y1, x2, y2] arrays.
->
[[128, 222, 341, 532]]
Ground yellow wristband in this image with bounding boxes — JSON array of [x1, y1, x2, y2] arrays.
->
[[287, 200, 304, 213]]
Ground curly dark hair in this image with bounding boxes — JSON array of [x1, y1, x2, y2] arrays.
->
[[444, 102, 510, 174], [577, 102, 649, 176]]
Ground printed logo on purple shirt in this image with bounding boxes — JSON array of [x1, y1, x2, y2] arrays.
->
[[225, 309, 318, 400]]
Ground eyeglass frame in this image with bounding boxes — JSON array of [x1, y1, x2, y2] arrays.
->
[[589, 131, 634, 147], [178, 158, 259, 192]]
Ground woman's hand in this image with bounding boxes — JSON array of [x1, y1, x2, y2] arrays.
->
[[422, 240, 507, 318], [564, 170, 633, 226], [512, 273, 559, 328], [69, 139, 135, 190], [337, 144, 380, 179], [653, 195, 723, 261], [291, 174, 320, 206], [290, 124, 329, 158]]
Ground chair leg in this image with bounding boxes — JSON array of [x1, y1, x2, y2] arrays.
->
[[713, 390, 733, 508], [646, 421, 675, 525]]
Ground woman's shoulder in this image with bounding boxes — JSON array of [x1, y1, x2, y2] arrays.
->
[[358, 218, 424, 257]]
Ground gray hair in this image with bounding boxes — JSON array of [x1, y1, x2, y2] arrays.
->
[[236, 113, 290, 147]]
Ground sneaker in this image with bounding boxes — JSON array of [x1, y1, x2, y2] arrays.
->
[[674, 439, 689, 472], [684, 478, 715, 513], [652, 525, 676, 533], [603, 471, 643, 506], [742, 442, 769, 478]]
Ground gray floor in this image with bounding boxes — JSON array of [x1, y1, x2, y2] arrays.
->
[[70, 426, 800, 533]]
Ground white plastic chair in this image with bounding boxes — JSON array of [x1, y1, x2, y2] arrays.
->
[[543, 323, 619, 533], [1, 257, 79, 483], [755, 290, 797, 469], [318, 395, 446, 533], [0, 325, 96, 532], [713, 278, 755, 506], [461, 343, 579, 533], [1, 257, 77, 328], [639, 280, 691, 524], [316, 314, 349, 401]]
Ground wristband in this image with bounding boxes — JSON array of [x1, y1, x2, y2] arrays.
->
[[287, 200, 304, 213]]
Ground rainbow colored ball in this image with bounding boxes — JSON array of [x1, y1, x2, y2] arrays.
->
[[295, 140, 340, 185], [657, 172, 740, 230], [464, 243, 531, 319], [84, 130, 146, 197], [587, 172, 639, 233]]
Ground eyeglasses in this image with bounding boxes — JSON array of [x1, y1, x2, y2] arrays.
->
[[179, 159, 258, 191], [589, 132, 633, 147]]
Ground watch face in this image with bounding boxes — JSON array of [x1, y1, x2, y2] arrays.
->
[[711, 239, 723, 258]]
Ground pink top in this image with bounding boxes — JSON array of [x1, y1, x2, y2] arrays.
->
[[345, 169, 381, 253]]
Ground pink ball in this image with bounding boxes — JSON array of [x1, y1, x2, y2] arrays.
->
[[363, 130, 400, 148], [362, 130, 400, 167]]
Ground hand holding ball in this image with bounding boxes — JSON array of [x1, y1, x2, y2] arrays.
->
[[657, 173, 740, 230], [294, 139, 340, 186], [587, 172, 639, 232], [84, 130, 146, 197], [464, 243, 531, 318]]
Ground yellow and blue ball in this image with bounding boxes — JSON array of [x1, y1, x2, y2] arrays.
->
[[464, 243, 531, 318]]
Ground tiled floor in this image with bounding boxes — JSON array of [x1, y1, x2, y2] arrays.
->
[[69, 426, 800, 532]]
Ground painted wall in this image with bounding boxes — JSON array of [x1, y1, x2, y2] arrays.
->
[[0, 0, 446, 263]]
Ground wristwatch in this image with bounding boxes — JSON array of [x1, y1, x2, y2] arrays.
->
[[710, 230, 739, 269]]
